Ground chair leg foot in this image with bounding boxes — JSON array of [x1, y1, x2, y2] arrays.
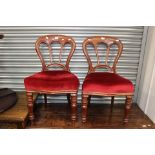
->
[[82, 94, 88, 123], [70, 93, 77, 121], [26, 92, 34, 124], [124, 95, 132, 123]]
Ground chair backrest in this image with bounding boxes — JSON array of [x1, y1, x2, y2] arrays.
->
[[35, 35, 76, 71], [82, 36, 123, 73]]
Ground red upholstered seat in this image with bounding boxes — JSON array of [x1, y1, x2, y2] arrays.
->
[[82, 36, 134, 123], [83, 72, 134, 94], [24, 70, 79, 92]]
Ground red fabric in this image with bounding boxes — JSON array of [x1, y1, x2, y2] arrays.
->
[[83, 72, 134, 94], [24, 71, 79, 91]]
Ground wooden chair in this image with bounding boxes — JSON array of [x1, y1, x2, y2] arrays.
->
[[82, 36, 134, 123], [24, 35, 79, 123]]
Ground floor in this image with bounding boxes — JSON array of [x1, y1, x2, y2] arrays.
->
[[0, 92, 154, 129], [26, 102, 155, 129]]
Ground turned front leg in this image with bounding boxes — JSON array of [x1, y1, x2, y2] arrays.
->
[[124, 95, 132, 123], [70, 93, 77, 121], [26, 92, 34, 123], [82, 94, 89, 123]]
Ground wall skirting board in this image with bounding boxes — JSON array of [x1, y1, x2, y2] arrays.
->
[[137, 26, 155, 123]]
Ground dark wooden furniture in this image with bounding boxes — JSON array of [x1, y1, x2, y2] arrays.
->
[[24, 35, 79, 123], [82, 36, 134, 123], [0, 88, 17, 112], [0, 92, 28, 128]]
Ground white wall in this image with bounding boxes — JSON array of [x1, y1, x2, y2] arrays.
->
[[137, 26, 155, 123]]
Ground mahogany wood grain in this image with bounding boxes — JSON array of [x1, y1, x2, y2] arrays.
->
[[35, 35, 76, 71], [124, 95, 132, 123], [82, 36, 123, 74], [70, 93, 77, 121], [82, 94, 89, 122], [26, 92, 34, 123], [26, 35, 78, 123], [82, 36, 133, 123]]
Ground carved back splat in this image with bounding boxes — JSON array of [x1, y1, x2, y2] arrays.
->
[[82, 36, 123, 73], [35, 35, 76, 71]]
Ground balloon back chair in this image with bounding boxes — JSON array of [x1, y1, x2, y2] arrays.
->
[[24, 35, 79, 123], [82, 36, 134, 123]]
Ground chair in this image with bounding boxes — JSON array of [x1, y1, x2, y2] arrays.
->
[[82, 36, 134, 123], [24, 35, 79, 123]]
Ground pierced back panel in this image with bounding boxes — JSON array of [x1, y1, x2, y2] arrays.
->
[[82, 36, 123, 73], [35, 35, 76, 71]]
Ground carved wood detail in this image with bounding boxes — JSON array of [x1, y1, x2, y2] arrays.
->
[[70, 93, 77, 121], [35, 35, 76, 71], [82, 36, 123, 74], [25, 35, 78, 123], [124, 95, 132, 123], [26, 91, 34, 123], [82, 94, 89, 122], [82, 36, 133, 123]]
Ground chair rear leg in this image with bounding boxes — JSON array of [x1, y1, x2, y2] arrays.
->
[[44, 94, 47, 106], [67, 94, 71, 105], [111, 96, 114, 112], [82, 94, 89, 123], [88, 95, 91, 107], [26, 91, 34, 124], [124, 95, 132, 123], [70, 93, 77, 121]]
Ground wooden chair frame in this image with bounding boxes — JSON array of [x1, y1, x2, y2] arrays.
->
[[26, 35, 78, 123], [82, 36, 133, 123]]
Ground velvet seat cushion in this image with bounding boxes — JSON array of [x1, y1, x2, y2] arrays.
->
[[24, 70, 79, 92], [82, 72, 134, 94]]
